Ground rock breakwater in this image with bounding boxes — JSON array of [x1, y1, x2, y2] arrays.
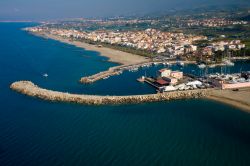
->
[[11, 81, 211, 105], [79, 62, 153, 84]]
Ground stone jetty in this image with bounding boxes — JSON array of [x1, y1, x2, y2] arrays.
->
[[10, 81, 211, 105], [80, 62, 153, 84], [79, 60, 196, 84], [80, 65, 124, 84]]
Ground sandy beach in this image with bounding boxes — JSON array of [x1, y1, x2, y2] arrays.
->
[[207, 88, 250, 113], [38, 33, 149, 65]]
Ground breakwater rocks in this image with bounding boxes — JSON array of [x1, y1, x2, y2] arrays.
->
[[10, 81, 211, 105], [80, 63, 146, 84], [80, 66, 123, 84], [80, 62, 159, 84]]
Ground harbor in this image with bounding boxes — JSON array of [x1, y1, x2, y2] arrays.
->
[[208, 71, 250, 89], [79, 57, 246, 85], [138, 69, 250, 92], [137, 68, 214, 93], [80, 60, 191, 84]]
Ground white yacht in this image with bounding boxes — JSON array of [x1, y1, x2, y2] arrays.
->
[[224, 60, 234, 66], [209, 64, 216, 68], [177, 61, 184, 67], [198, 64, 206, 69], [103, 76, 109, 80]]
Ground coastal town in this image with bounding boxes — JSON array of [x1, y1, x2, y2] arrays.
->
[[186, 18, 248, 27], [27, 26, 247, 64], [10, 6, 250, 111], [27, 26, 206, 55]]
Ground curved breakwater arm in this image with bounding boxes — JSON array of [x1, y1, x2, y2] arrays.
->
[[10, 81, 210, 105]]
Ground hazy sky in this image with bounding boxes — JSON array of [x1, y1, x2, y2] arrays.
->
[[0, 0, 248, 21]]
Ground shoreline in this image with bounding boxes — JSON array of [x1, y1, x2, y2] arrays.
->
[[231, 57, 250, 60], [34, 32, 149, 65], [207, 88, 250, 113]]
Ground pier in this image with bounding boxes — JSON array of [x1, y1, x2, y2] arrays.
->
[[80, 62, 156, 84], [10, 81, 211, 105], [79, 60, 190, 84], [144, 78, 160, 89]]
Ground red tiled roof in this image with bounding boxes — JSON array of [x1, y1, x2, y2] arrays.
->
[[156, 79, 168, 85]]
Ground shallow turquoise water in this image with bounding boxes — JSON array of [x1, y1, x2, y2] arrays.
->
[[0, 23, 250, 166]]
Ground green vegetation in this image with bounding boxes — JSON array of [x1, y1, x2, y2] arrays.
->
[[213, 50, 224, 62], [213, 48, 250, 62], [72, 37, 155, 58], [102, 43, 155, 58], [193, 40, 210, 47], [242, 38, 250, 49]]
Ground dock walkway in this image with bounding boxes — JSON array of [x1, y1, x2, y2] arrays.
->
[[80, 62, 154, 84]]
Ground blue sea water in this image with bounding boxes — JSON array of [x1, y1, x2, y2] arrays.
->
[[0, 23, 250, 166]]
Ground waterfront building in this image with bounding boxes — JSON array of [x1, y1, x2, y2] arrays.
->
[[170, 71, 183, 80], [158, 69, 171, 78], [163, 77, 178, 85], [158, 69, 183, 81], [155, 78, 169, 86]]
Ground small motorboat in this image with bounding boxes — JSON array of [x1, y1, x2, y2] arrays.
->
[[198, 64, 206, 69], [177, 61, 184, 67], [224, 60, 234, 66], [43, 73, 48, 77]]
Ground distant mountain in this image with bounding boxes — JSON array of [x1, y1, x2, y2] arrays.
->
[[137, 4, 250, 18]]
